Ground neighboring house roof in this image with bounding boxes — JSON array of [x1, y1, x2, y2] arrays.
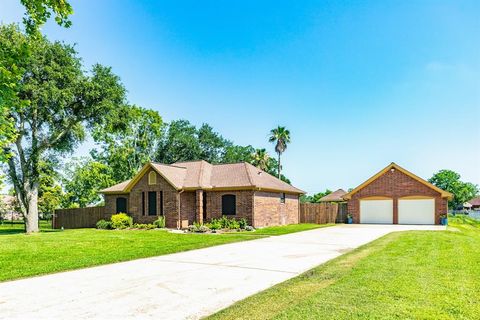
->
[[343, 162, 453, 200], [100, 160, 305, 194], [319, 189, 347, 202], [468, 196, 480, 206]]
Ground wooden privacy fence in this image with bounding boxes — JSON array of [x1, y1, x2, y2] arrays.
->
[[300, 202, 339, 224], [53, 207, 109, 229], [336, 202, 348, 223]]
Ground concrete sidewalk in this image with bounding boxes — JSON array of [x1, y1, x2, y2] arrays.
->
[[0, 224, 444, 320]]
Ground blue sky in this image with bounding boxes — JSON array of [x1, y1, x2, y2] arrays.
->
[[1, 0, 479, 194]]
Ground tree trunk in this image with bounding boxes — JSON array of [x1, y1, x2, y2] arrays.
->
[[24, 184, 39, 233], [277, 152, 281, 179]]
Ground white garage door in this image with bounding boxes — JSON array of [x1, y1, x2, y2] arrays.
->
[[398, 198, 435, 225], [360, 199, 393, 224]]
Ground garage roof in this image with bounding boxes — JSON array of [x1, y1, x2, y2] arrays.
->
[[343, 163, 453, 200]]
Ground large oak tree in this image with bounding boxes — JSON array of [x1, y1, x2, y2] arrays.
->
[[1, 25, 126, 233]]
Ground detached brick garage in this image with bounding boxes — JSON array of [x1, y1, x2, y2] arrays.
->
[[343, 163, 452, 225]]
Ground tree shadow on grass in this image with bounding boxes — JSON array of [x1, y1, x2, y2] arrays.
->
[[0, 221, 59, 235]]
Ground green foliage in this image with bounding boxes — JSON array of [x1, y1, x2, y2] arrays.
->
[[222, 145, 255, 163], [91, 105, 163, 182], [251, 149, 270, 171], [300, 189, 332, 203], [207, 219, 222, 230], [1, 25, 127, 232], [188, 224, 210, 233], [268, 126, 291, 178], [132, 223, 156, 230], [238, 218, 248, 229], [429, 169, 479, 208], [37, 159, 62, 218], [20, 0, 74, 34], [62, 158, 115, 208], [96, 219, 112, 230], [198, 123, 230, 162], [212, 216, 241, 230], [153, 216, 166, 228], [110, 213, 133, 229], [0, 24, 28, 163], [156, 120, 230, 164]]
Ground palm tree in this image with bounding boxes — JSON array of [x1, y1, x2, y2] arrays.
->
[[252, 148, 270, 171], [268, 126, 291, 178]]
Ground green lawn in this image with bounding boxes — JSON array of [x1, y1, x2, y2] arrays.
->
[[0, 221, 327, 282], [209, 216, 480, 320], [250, 223, 332, 235]]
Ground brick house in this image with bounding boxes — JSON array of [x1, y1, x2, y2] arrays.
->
[[100, 161, 304, 228], [343, 163, 452, 225]]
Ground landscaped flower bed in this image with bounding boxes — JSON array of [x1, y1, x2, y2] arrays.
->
[[96, 214, 254, 233], [96, 213, 165, 230], [188, 216, 255, 233]]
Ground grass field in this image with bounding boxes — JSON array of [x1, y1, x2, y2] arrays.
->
[[0, 222, 325, 282], [209, 216, 480, 320], [249, 223, 332, 235]]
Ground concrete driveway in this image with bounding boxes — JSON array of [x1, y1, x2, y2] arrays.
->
[[0, 224, 444, 320]]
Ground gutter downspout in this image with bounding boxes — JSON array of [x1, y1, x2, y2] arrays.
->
[[177, 189, 185, 230]]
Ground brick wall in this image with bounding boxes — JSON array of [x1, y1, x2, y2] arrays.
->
[[253, 192, 299, 227], [348, 169, 447, 224], [104, 169, 180, 228], [180, 191, 196, 225], [205, 191, 254, 225], [104, 176, 301, 228]]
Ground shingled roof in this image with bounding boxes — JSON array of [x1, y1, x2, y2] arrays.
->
[[467, 196, 480, 206], [100, 160, 304, 194], [318, 189, 347, 202]]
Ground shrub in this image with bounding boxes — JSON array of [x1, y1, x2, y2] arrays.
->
[[229, 219, 240, 230], [133, 223, 156, 230], [198, 225, 210, 233], [210, 216, 242, 230], [153, 216, 166, 228], [188, 224, 210, 233], [96, 219, 112, 230], [238, 218, 248, 229], [245, 226, 255, 232], [111, 213, 133, 229], [208, 220, 222, 230]]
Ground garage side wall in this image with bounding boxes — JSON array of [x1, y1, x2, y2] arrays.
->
[[348, 169, 447, 225]]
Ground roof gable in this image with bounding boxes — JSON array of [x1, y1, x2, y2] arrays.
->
[[343, 163, 453, 200], [100, 160, 305, 194]]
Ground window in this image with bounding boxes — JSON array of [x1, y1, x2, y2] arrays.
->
[[142, 192, 145, 215], [116, 197, 127, 213], [280, 193, 286, 204], [148, 171, 157, 185], [202, 192, 207, 221], [222, 194, 236, 215], [148, 191, 157, 216]]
